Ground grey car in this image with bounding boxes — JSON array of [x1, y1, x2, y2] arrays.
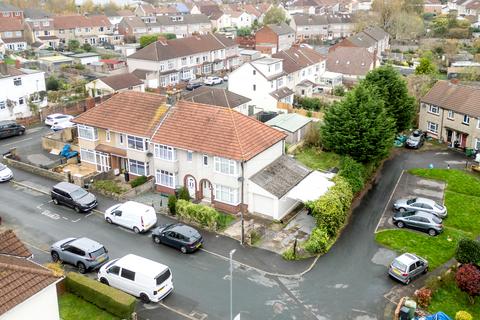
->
[[392, 210, 443, 236], [51, 182, 97, 213], [50, 237, 109, 273], [389, 253, 428, 284], [405, 130, 425, 149], [393, 197, 447, 218]]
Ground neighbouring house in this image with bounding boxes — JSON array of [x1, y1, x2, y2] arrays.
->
[[424, 0, 444, 14], [0, 18, 26, 51], [52, 15, 123, 47], [0, 62, 48, 121], [209, 11, 232, 30], [23, 8, 59, 49], [457, 0, 480, 16], [100, 59, 127, 71], [287, 0, 320, 14], [182, 86, 252, 115], [143, 14, 212, 39], [0, 229, 61, 320], [333, 26, 390, 58], [70, 52, 101, 65], [127, 33, 240, 88], [104, 9, 135, 27], [0, 2, 23, 20], [290, 13, 354, 41], [326, 46, 379, 82], [229, 11, 253, 28], [118, 16, 148, 41], [86, 73, 145, 97], [265, 113, 313, 144], [419, 80, 480, 151], [255, 22, 296, 54], [72, 91, 168, 175], [131, 68, 159, 88]]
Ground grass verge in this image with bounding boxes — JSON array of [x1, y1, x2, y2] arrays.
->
[[59, 293, 120, 320]]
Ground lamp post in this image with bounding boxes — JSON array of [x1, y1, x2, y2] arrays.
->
[[229, 249, 236, 320]]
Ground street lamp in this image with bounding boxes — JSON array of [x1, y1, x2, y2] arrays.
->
[[229, 249, 236, 320]]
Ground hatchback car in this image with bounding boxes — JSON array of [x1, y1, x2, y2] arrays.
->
[[393, 210, 443, 236], [50, 237, 109, 273], [45, 113, 74, 126], [0, 120, 25, 139], [51, 120, 76, 131], [0, 163, 13, 182], [51, 182, 97, 212], [152, 223, 203, 253], [388, 253, 428, 284], [204, 76, 223, 86], [393, 197, 447, 218], [405, 130, 425, 149], [186, 81, 203, 91]]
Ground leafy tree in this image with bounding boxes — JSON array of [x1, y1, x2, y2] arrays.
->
[[415, 56, 437, 75], [237, 27, 252, 36], [455, 263, 480, 304], [46, 76, 60, 91], [320, 83, 396, 163], [263, 7, 286, 25], [168, 195, 177, 215], [177, 187, 190, 201], [332, 85, 345, 96], [67, 39, 80, 51], [455, 238, 480, 265], [364, 65, 416, 131], [139, 35, 158, 48], [82, 43, 93, 52]]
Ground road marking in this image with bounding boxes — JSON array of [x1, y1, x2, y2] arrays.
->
[[85, 212, 95, 218], [36, 200, 53, 210], [24, 241, 50, 254], [62, 216, 69, 221], [1, 137, 33, 147], [374, 170, 405, 234], [41, 210, 60, 220], [159, 302, 198, 320], [72, 218, 81, 223]]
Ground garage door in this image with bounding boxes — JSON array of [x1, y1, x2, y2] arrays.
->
[[252, 194, 274, 218]]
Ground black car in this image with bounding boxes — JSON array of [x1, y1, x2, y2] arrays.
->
[[0, 120, 25, 139], [152, 223, 203, 253], [405, 130, 425, 149], [186, 81, 203, 91], [51, 182, 97, 213]]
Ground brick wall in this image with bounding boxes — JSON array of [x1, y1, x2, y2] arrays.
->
[[255, 27, 277, 52]]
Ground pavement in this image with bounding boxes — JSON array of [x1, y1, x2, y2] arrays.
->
[[0, 130, 472, 320]]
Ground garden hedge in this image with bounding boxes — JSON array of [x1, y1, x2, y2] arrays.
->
[[130, 175, 148, 188], [455, 238, 480, 265], [65, 272, 136, 319]]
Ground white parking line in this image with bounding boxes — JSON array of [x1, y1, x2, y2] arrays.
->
[[62, 216, 69, 221], [159, 302, 198, 320], [374, 170, 405, 234], [36, 200, 53, 210], [71, 218, 81, 223], [85, 212, 94, 218]]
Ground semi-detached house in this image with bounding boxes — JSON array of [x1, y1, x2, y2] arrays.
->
[[127, 33, 240, 88]]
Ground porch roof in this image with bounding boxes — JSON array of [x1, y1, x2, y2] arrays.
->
[[95, 144, 127, 157]]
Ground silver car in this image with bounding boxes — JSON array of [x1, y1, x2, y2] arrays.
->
[[393, 210, 443, 236], [393, 197, 447, 218], [50, 237, 109, 273], [389, 253, 428, 284]]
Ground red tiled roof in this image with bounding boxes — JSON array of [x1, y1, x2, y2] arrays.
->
[[151, 100, 286, 161], [73, 91, 167, 137], [0, 18, 23, 32], [98, 73, 143, 91], [52, 15, 111, 29], [0, 230, 32, 258]]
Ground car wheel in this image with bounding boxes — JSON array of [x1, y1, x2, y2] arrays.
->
[[19, 130, 25, 136], [100, 277, 109, 286], [106, 217, 112, 224], [153, 236, 161, 244], [398, 207, 406, 213], [51, 251, 60, 262], [396, 221, 405, 228], [133, 226, 140, 234], [428, 229, 437, 236], [140, 293, 150, 303], [423, 266, 428, 274], [53, 198, 59, 205], [77, 262, 87, 274], [74, 206, 81, 213], [404, 277, 411, 285], [180, 246, 187, 254]]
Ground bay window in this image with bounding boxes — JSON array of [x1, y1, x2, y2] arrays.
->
[[214, 157, 236, 175], [127, 135, 146, 151], [78, 125, 98, 141], [154, 144, 175, 161], [129, 160, 148, 176], [214, 185, 239, 205], [80, 148, 95, 163], [156, 169, 175, 187]]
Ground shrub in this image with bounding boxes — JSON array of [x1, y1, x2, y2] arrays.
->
[[177, 186, 190, 201], [332, 85, 345, 96], [168, 194, 177, 214], [455, 238, 480, 265], [455, 263, 480, 303], [44, 262, 64, 277], [304, 227, 331, 254], [130, 175, 148, 188], [282, 247, 296, 260], [46, 76, 59, 91], [93, 180, 126, 194], [175, 200, 231, 230], [456, 311, 473, 320], [414, 288, 432, 308], [339, 156, 366, 194], [304, 123, 321, 148], [65, 272, 136, 319]]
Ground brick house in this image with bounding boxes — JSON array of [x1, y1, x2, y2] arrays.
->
[[0, 19, 26, 51], [0, 2, 23, 20], [255, 22, 296, 54], [419, 80, 480, 151]]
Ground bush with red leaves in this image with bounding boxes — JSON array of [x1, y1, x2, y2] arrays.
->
[[456, 263, 480, 303], [415, 288, 432, 308]]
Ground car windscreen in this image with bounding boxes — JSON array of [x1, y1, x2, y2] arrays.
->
[[432, 216, 442, 224], [434, 204, 443, 210], [0, 163, 6, 171], [391, 260, 407, 272], [90, 247, 106, 258], [406, 198, 416, 205], [155, 268, 171, 286], [70, 188, 88, 199]]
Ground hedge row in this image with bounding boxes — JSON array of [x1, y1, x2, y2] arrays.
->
[[65, 272, 136, 319], [176, 199, 229, 230], [304, 176, 353, 254]]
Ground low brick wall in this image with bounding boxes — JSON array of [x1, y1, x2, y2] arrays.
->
[[2, 155, 68, 182], [121, 177, 154, 200]]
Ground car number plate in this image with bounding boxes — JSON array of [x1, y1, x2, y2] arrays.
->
[[98, 256, 106, 262], [393, 268, 401, 275]]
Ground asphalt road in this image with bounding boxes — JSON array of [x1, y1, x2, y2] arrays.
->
[[0, 124, 51, 156], [0, 143, 469, 319]]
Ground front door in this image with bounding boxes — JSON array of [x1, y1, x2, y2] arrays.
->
[[187, 177, 196, 198], [96, 152, 110, 172], [202, 180, 211, 200]]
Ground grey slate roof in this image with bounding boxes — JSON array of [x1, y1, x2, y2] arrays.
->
[[292, 13, 352, 26], [362, 26, 389, 41], [0, 2, 20, 11], [347, 31, 377, 48], [24, 8, 50, 19], [182, 87, 250, 109], [267, 22, 295, 35], [250, 155, 311, 198], [270, 87, 295, 100], [150, 14, 210, 26]]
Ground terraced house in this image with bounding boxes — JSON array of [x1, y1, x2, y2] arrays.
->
[[419, 80, 480, 151]]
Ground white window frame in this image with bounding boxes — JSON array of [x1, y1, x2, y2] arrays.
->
[[463, 114, 470, 125], [80, 148, 96, 164], [78, 125, 98, 141], [447, 110, 454, 120], [427, 121, 439, 134], [203, 155, 208, 166], [428, 104, 439, 115], [105, 129, 110, 142], [214, 184, 239, 205], [155, 169, 175, 187], [477, 118, 480, 129], [127, 135, 146, 151], [214, 157, 236, 176], [475, 138, 480, 150], [128, 159, 148, 176], [187, 150, 193, 162], [154, 144, 175, 161]]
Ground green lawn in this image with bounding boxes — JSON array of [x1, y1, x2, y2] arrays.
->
[[4, 56, 15, 65], [409, 168, 480, 196], [295, 147, 341, 171], [428, 272, 480, 319], [59, 293, 120, 320]]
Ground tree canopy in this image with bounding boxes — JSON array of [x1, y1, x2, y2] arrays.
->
[[263, 7, 286, 25]]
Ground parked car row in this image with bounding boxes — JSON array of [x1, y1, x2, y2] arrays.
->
[[0, 120, 25, 139], [185, 75, 228, 90]]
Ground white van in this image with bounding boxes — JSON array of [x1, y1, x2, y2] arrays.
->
[[97, 254, 173, 303], [104, 201, 157, 233]]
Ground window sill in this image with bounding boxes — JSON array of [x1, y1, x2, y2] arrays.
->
[[427, 111, 440, 116], [427, 131, 438, 135], [462, 122, 470, 126]]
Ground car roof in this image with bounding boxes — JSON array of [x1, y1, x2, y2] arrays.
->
[[0, 120, 17, 125], [171, 224, 199, 237], [70, 237, 103, 252], [396, 253, 419, 265], [415, 197, 436, 205], [54, 182, 81, 192], [47, 113, 65, 117], [116, 254, 169, 277], [121, 201, 154, 211]]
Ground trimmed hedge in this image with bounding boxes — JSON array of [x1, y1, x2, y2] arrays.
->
[[168, 194, 177, 214], [455, 238, 480, 265], [129, 175, 147, 188], [65, 272, 136, 319], [338, 156, 366, 194], [176, 199, 230, 230]]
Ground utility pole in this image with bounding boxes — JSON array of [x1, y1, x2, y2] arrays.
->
[[240, 161, 245, 245]]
